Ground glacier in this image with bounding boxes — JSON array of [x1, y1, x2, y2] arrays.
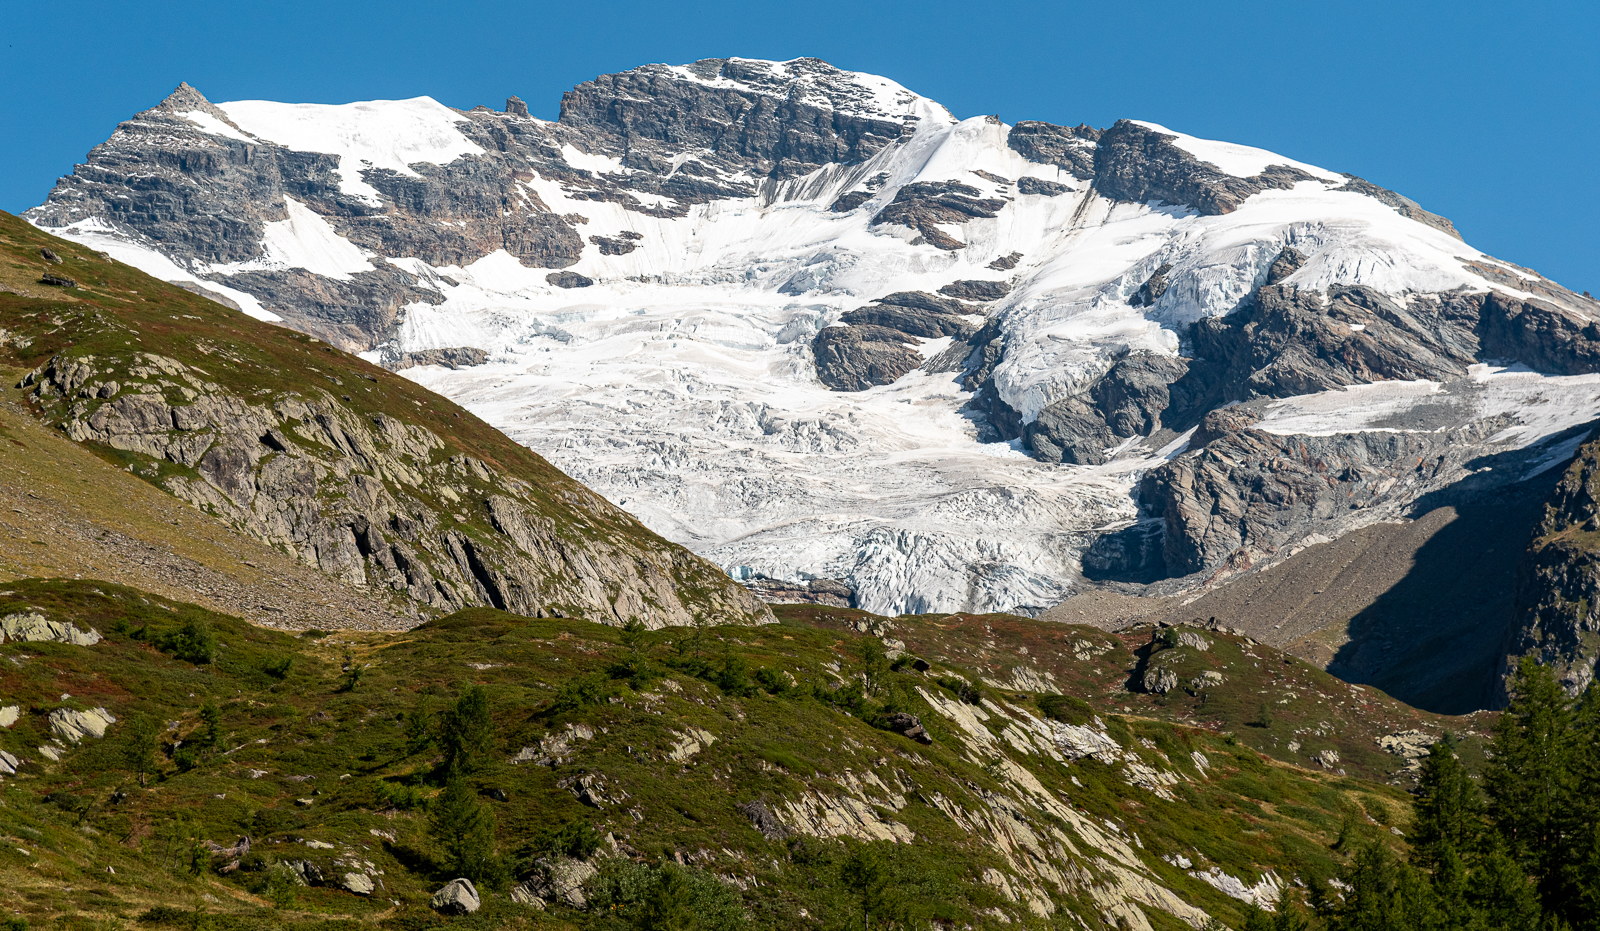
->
[[29, 58, 1600, 616]]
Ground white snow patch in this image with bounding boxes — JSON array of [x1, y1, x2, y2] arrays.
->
[[1131, 121, 1344, 183], [211, 197, 373, 280], [560, 144, 624, 175], [177, 110, 256, 144], [218, 97, 483, 205]]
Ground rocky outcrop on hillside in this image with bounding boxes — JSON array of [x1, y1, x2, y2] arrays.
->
[[1007, 121, 1100, 180], [1025, 351, 1188, 465], [813, 291, 984, 391], [19, 350, 769, 628], [1091, 120, 1320, 216], [557, 58, 910, 181], [1126, 416, 1569, 582], [1508, 432, 1600, 695], [870, 181, 1006, 250]]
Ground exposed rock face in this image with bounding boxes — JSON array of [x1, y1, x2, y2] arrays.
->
[[1166, 278, 1600, 431], [20, 348, 770, 629], [871, 181, 1006, 250], [811, 325, 923, 391], [1092, 120, 1319, 215], [49, 707, 116, 743], [0, 612, 102, 645], [382, 347, 490, 372], [745, 577, 855, 608], [838, 291, 978, 339], [1025, 351, 1188, 465], [1508, 432, 1600, 695], [24, 83, 585, 349], [938, 279, 1011, 302], [1016, 176, 1072, 196], [558, 58, 908, 181], [1128, 263, 1173, 308], [1006, 121, 1100, 180], [1139, 420, 1517, 578]]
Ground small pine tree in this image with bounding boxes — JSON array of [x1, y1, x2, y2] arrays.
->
[[428, 774, 504, 886], [116, 714, 160, 787], [438, 685, 494, 776], [857, 638, 889, 696], [839, 842, 892, 931]]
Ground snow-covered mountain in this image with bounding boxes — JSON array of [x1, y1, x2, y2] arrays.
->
[[28, 57, 1600, 618]]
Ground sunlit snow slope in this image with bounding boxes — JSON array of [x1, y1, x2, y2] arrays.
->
[[28, 58, 1600, 616]]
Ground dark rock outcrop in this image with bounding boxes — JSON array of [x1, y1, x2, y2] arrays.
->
[[1092, 120, 1319, 216], [811, 325, 923, 391], [1139, 421, 1512, 578], [547, 270, 594, 289], [938, 279, 1011, 302], [838, 291, 976, 339], [830, 190, 874, 212], [1507, 431, 1600, 695], [1129, 264, 1174, 308], [558, 58, 908, 181], [1007, 121, 1100, 180], [988, 252, 1022, 271], [1016, 176, 1072, 196], [384, 347, 491, 372], [1024, 351, 1188, 464], [883, 712, 932, 744], [505, 95, 530, 118], [746, 577, 855, 608], [871, 181, 1006, 250]]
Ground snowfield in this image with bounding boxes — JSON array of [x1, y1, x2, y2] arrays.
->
[[36, 59, 1598, 615]]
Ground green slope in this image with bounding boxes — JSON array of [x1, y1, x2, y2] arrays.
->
[[0, 581, 1446, 930]]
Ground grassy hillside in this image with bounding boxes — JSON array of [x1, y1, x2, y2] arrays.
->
[[0, 211, 767, 628], [0, 581, 1464, 931]]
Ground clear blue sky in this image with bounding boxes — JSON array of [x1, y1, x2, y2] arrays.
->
[[3, 0, 1595, 291]]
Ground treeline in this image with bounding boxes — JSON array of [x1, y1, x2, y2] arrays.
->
[[1257, 657, 1600, 931]]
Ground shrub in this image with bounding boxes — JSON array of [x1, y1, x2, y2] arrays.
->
[[261, 654, 293, 680], [159, 616, 215, 664], [1038, 694, 1095, 726]]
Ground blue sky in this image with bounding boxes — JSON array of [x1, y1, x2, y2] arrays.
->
[[3, 0, 1595, 290]]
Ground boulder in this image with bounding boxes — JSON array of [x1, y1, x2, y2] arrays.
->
[[0, 612, 102, 646], [0, 705, 19, 728], [431, 878, 479, 914], [339, 872, 375, 896], [883, 712, 932, 744], [520, 857, 598, 908], [509, 882, 546, 908], [48, 707, 116, 743], [1142, 666, 1179, 694], [546, 270, 594, 289], [0, 749, 19, 775]]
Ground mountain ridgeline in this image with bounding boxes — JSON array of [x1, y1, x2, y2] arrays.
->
[[20, 58, 1600, 702]]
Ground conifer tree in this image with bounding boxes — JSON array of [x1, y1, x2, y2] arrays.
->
[[428, 773, 503, 886], [1486, 658, 1575, 896], [438, 684, 494, 776], [1410, 736, 1483, 872]]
